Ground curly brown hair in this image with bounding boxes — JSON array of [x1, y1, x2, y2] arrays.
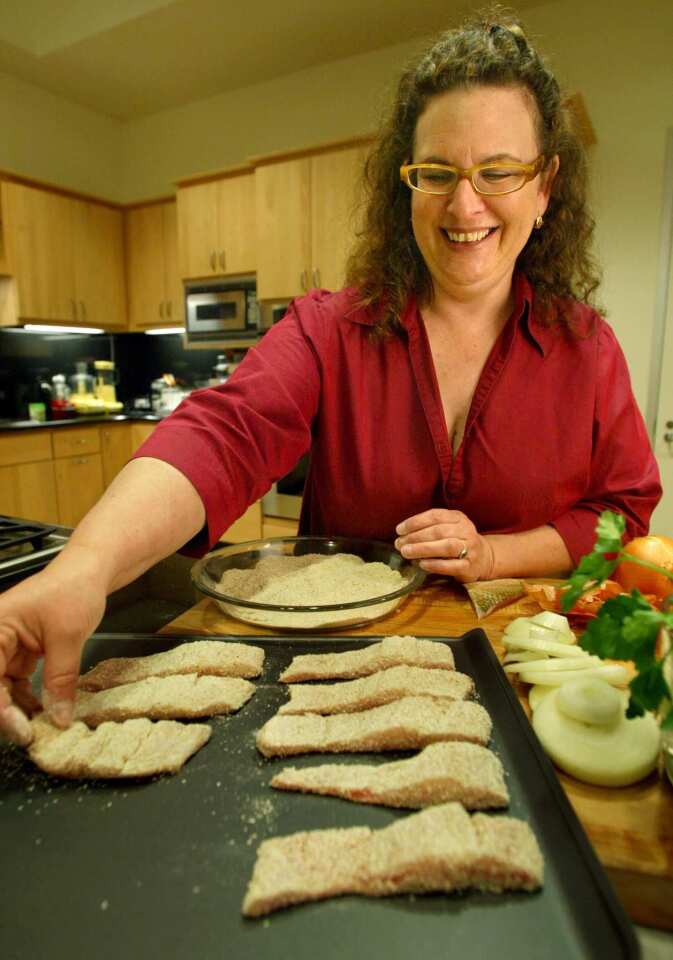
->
[[346, 7, 602, 334]]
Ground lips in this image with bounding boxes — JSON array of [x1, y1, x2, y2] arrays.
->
[[441, 226, 498, 244]]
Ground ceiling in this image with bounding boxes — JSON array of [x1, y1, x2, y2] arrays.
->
[[0, 0, 544, 121]]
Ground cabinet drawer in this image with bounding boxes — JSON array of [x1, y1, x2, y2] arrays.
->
[[219, 502, 262, 544], [0, 431, 52, 467], [54, 453, 104, 527], [52, 427, 101, 458], [262, 516, 299, 538], [0, 461, 59, 524]]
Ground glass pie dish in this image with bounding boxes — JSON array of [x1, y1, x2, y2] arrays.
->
[[190, 536, 426, 631]]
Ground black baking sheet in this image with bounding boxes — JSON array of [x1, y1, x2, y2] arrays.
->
[[0, 630, 638, 960]]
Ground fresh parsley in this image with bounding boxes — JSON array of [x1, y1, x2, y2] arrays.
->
[[561, 510, 673, 728]]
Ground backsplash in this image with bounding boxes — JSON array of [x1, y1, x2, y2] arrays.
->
[[0, 328, 246, 419]]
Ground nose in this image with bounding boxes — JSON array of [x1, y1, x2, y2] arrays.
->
[[445, 177, 487, 219]]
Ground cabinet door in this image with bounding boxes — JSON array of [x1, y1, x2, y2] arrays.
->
[[101, 425, 134, 487], [2, 182, 75, 322], [162, 201, 184, 326], [219, 502, 262, 543], [255, 159, 311, 301], [125, 204, 167, 329], [177, 182, 220, 280], [74, 201, 126, 330], [54, 453, 104, 527], [130, 422, 156, 450], [217, 173, 256, 276], [0, 461, 59, 524], [310, 146, 367, 292]]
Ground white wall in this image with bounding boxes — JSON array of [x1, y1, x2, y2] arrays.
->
[[0, 71, 122, 199]]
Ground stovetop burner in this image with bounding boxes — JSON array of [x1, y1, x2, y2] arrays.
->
[[0, 518, 57, 553], [0, 516, 71, 586]]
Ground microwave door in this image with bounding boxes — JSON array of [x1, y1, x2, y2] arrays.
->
[[190, 294, 242, 333]]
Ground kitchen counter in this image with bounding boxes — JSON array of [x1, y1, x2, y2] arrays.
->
[[0, 412, 168, 430], [160, 577, 673, 933]]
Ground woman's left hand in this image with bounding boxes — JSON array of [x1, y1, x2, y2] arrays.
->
[[394, 509, 495, 583]]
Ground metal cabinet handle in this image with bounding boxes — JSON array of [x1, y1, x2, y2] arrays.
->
[[166, 300, 172, 318], [159, 301, 165, 319], [70, 299, 77, 321], [80, 301, 86, 321], [75, 457, 89, 465], [210, 251, 217, 271], [219, 250, 226, 270], [300, 270, 307, 291], [312, 268, 321, 288]]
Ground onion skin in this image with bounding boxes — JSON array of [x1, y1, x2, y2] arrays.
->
[[614, 535, 673, 600]]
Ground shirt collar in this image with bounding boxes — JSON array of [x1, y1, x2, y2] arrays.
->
[[346, 273, 556, 358]]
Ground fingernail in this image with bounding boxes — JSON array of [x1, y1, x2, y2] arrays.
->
[[396, 523, 406, 535], [43, 691, 74, 729], [1, 705, 33, 747]]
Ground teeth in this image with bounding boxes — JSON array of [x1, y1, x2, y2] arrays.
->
[[444, 228, 492, 243]]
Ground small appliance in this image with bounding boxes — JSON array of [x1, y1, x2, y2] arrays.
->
[[93, 360, 123, 412], [184, 279, 263, 348]]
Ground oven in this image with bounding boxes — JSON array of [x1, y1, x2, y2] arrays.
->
[[262, 454, 309, 521], [184, 280, 261, 348], [0, 516, 70, 589]]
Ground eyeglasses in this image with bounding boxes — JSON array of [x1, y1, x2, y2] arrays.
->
[[399, 156, 545, 197]]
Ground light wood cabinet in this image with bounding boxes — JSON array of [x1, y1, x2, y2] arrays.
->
[[261, 515, 299, 539], [219, 501, 262, 544], [125, 201, 183, 330], [0, 461, 59, 524], [101, 424, 134, 486], [0, 181, 126, 330], [54, 453, 104, 528], [255, 145, 366, 300], [177, 172, 256, 280], [0, 430, 58, 523], [73, 200, 126, 330]]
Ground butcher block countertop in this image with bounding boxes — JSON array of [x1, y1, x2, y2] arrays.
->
[[160, 578, 673, 932]]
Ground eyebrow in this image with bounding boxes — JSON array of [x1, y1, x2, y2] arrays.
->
[[416, 153, 525, 165]]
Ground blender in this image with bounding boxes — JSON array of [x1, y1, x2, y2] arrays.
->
[[69, 361, 105, 414], [93, 360, 123, 413]]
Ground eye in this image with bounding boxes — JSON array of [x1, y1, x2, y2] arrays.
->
[[479, 167, 521, 182]]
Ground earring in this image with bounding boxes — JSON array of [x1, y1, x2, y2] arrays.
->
[[535, 214, 544, 229]]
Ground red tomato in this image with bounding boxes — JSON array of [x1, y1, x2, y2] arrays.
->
[[614, 535, 673, 600]]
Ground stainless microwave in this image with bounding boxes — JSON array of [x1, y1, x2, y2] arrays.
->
[[184, 281, 261, 348]]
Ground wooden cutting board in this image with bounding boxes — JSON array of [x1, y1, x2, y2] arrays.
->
[[161, 578, 673, 930]]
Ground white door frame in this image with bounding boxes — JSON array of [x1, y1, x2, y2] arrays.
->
[[646, 126, 673, 439]]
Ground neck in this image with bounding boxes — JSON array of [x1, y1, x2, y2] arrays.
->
[[422, 272, 516, 335]]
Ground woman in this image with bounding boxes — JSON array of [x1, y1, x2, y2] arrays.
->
[[0, 13, 660, 745]]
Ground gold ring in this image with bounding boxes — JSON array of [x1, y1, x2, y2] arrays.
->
[[457, 545, 468, 561]]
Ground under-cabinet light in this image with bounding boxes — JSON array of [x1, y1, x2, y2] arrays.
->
[[23, 324, 104, 335], [144, 326, 184, 335]]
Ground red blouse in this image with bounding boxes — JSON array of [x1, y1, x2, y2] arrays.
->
[[134, 273, 661, 563]]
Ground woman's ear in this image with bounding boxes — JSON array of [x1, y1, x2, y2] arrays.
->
[[541, 154, 560, 202]]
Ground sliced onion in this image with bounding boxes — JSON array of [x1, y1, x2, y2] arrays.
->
[[502, 651, 549, 665], [504, 656, 599, 675], [502, 636, 588, 658], [556, 678, 622, 725], [528, 611, 575, 639], [528, 685, 554, 712], [520, 663, 630, 687]]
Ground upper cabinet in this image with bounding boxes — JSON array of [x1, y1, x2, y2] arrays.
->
[[0, 180, 126, 330], [255, 143, 368, 301], [125, 200, 183, 330], [177, 170, 256, 280]]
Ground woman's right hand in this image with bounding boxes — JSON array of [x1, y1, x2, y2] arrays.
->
[[0, 546, 107, 746]]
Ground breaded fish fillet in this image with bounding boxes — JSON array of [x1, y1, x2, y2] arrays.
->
[[29, 714, 211, 779], [79, 639, 264, 691], [278, 665, 473, 715], [256, 696, 491, 758], [270, 741, 508, 809], [242, 802, 543, 916], [74, 673, 255, 726], [279, 636, 454, 683]]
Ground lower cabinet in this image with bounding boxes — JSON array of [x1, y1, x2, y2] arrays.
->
[[220, 501, 262, 544], [0, 460, 59, 524], [54, 453, 105, 527], [261, 515, 299, 538], [101, 424, 134, 487]]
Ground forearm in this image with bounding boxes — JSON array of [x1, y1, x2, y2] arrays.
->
[[54, 457, 206, 595], [484, 525, 572, 579]]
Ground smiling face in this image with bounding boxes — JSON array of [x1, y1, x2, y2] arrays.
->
[[411, 84, 557, 304]]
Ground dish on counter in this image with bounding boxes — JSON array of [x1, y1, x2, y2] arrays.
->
[[190, 536, 426, 630]]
